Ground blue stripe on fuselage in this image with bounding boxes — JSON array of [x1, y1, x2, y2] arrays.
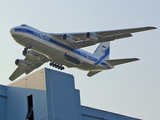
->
[[14, 28, 74, 51], [14, 28, 110, 68]]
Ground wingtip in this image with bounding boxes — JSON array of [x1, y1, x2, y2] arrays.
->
[[152, 27, 157, 29], [147, 26, 157, 29], [9, 77, 14, 81], [9, 75, 16, 81], [87, 73, 91, 77], [135, 58, 140, 60]]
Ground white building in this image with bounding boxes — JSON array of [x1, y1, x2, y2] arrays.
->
[[0, 68, 141, 120]]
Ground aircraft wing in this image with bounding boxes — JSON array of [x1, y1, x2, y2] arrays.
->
[[9, 67, 24, 81], [9, 50, 49, 81], [53, 26, 156, 49]]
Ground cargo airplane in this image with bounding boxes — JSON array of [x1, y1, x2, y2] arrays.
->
[[9, 24, 156, 81]]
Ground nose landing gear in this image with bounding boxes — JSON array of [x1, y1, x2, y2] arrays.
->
[[49, 61, 65, 70]]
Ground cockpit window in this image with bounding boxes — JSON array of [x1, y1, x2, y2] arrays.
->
[[21, 24, 27, 27]]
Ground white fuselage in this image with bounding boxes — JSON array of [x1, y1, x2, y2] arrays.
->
[[10, 25, 111, 71]]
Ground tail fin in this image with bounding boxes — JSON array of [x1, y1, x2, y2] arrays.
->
[[93, 42, 110, 60]]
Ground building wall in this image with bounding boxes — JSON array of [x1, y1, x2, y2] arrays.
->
[[0, 85, 7, 120], [45, 68, 81, 120], [8, 68, 81, 120], [81, 106, 141, 120], [8, 68, 48, 120], [6, 86, 48, 120], [2, 68, 141, 120]]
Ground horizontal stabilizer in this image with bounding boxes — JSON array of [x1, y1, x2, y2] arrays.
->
[[105, 58, 139, 66], [87, 71, 101, 77]]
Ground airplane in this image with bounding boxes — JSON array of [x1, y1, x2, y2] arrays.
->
[[9, 24, 156, 81]]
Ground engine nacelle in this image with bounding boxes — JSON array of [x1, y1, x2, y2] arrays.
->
[[62, 34, 76, 44], [23, 50, 36, 59], [15, 59, 28, 68], [85, 32, 99, 42]]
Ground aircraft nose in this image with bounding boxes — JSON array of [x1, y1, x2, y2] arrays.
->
[[10, 28, 14, 36]]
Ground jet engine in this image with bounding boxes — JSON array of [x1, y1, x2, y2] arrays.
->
[[15, 59, 28, 68], [85, 32, 99, 42], [23, 50, 36, 59], [62, 34, 76, 44]]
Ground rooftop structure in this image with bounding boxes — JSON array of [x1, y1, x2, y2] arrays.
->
[[0, 68, 141, 120]]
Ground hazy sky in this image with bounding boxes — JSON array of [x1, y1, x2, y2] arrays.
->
[[0, 1, 160, 120]]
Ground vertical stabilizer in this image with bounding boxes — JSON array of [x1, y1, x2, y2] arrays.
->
[[93, 42, 110, 60]]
